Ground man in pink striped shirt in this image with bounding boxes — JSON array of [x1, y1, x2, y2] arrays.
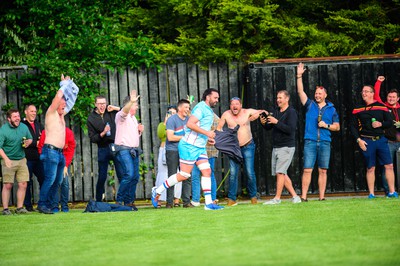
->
[[114, 90, 143, 211]]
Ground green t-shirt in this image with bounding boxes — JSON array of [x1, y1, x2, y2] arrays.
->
[[157, 122, 167, 142], [0, 122, 32, 160]]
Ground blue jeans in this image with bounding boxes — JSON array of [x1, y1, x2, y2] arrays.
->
[[38, 147, 65, 209], [96, 146, 122, 201], [24, 159, 45, 208], [228, 141, 258, 201], [52, 167, 70, 210], [114, 149, 139, 204], [303, 140, 331, 169], [191, 157, 217, 202]]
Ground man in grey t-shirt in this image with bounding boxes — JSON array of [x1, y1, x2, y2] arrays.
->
[[165, 99, 191, 208]]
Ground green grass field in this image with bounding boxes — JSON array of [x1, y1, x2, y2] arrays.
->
[[1, 197, 399, 266]]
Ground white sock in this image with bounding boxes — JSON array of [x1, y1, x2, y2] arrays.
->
[[201, 176, 212, 205], [156, 174, 178, 194]]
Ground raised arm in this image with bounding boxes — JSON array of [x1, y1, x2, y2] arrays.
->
[[122, 90, 140, 114], [373, 76, 385, 104], [296, 63, 308, 105], [48, 74, 68, 113]]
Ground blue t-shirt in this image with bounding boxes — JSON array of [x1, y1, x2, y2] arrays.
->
[[182, 101, 214, 148], [304, 98, 339, 142], [166, 114, 189, 151]]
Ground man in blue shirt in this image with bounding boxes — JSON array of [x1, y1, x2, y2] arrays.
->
[[297, 63, 340, 201]]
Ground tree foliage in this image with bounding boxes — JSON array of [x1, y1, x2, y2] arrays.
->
[[0, 0, 160, 129], [120, 0, 400, 64]]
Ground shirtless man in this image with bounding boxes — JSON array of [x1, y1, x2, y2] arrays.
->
[[217, 97, 264, 206], [37, 74, 77, 214]]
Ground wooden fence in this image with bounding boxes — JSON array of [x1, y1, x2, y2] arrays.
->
[[1, 55, 400, 204], [0, 62, 244, 203], [246, 55, 400, 195]]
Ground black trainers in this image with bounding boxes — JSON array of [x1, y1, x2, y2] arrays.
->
[[26, 206, 36, 212], [301, 198, 308, 202], [15, 207, 29, 214], [2, 209, 12, 215], [38, 206, 54, 214], [125, 203, 138, 211]]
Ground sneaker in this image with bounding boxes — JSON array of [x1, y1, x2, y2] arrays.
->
[[151, 187, 159, 208], [263, 198, 281, 205], [251, 197, 258, 204], [125, 203, 138, 211], [2, 209, 12, 215], [301, 198, 308, 202], [204, 203, 224, 211], [52, 207, 59, 213], [191, 201, 201, 207], [292, 196, 301, 204], [61, 208, 69, 213], [387, 191, 399, 198], [227, 199, 237, 207], [26, 206, 36, 212], [15, 207, 29, 214], [319, 198, 326, 201], [368, 194, 376, 199], [37, 206, 54, 214]]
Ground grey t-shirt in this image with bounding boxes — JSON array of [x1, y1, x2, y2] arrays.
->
[[165, 114, 188, 151]]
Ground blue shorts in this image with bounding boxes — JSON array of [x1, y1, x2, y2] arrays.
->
[[303, 140, 331, 169], [178, 141, 208, 165], [361, 136, 392, 169]]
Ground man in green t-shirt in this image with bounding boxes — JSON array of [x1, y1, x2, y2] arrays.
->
[[0, 108, 33, 215]]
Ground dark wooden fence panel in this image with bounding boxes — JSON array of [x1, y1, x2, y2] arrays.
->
[[247, 56, 400, 196], [2, 57, 399, 205]]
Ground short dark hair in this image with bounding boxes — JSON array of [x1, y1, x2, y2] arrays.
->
[[201, 88, 219, 101], [277, 90, 290, 99], [95, 95, 107, 103], [363, 85, 375, 93], [388, 89, 399, 97], [7, 108, 19, 118], [24, 104, 36, 111], [177, 99, 190, 107]]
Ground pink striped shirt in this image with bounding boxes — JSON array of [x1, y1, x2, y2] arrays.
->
[[114, 111, 141, 148]]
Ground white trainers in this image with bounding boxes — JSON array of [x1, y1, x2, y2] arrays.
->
[[191, 201, 201, 207], [292, 196, 301, 204], [263, 198, 281, 205]]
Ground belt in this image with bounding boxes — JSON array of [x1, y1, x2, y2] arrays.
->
[[240, 139, 253, 148], [360, 135, 380, 141], [44, 144, 63, 153]]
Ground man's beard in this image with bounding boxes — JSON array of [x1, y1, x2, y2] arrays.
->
[[11, 121, 19, 128]]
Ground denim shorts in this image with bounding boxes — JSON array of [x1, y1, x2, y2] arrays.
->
[[178, 141, 208, 165], [361, 136, 392, 169], [303, 140, 331, 169], [271, 147, 295, 175]]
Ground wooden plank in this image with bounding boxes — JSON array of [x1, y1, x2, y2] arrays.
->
[[187, 64, 199, 104], [80, 127, 92, 201], [167, 64, 179, 106], [72, 125, 83, 201], [177, 62, 188, 100], [148, 67, 161, 195], [137, 66, 150, 199]]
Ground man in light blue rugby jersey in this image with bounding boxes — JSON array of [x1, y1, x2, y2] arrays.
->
[[152, 88, 224, 210]]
